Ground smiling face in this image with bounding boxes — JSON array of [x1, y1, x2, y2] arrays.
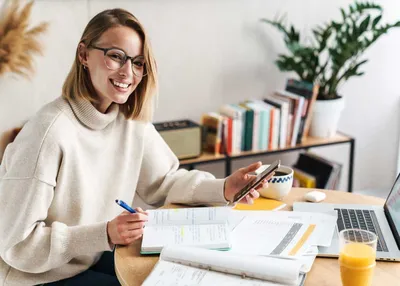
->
[[79, 26, 144, 113]]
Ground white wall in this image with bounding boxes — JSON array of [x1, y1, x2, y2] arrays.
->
[[1, 0, 400, 194]]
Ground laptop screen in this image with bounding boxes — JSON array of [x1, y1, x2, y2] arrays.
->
[[384, 173, 400, 248]]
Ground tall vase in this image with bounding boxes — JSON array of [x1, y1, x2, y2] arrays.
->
[[309, 96, 345, 138]]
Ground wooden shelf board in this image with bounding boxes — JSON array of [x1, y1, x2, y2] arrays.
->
[[179, 152, 226, 165], [179, 133, 352, 165], [229, 133, 352, 158]]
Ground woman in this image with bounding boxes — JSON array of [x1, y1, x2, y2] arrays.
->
[[0, 8, 268, 285]]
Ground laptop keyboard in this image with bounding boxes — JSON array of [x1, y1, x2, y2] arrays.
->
[[335, 208, 389, 252]]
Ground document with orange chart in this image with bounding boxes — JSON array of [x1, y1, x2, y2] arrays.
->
[[231, 217, 316, 258], [141, 207, 231, 254]]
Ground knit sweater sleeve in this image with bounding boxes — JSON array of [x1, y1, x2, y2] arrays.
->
[[0, 124, 111, 274], [135, 123, 228, 207]]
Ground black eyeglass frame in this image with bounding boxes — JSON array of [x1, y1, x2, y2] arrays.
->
[[90, 45, 147, 77]]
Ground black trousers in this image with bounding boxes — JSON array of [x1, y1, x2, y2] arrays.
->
[[44, 251, 120, 286]]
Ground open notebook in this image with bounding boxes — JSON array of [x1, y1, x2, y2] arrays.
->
[[142, 245, 306, 286], [141, 207, 231, 254]]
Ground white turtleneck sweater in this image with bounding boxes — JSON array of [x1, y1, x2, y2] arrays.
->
[[0, 96, 226, 285]]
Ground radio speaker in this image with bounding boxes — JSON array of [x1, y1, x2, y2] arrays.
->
[[154, 119, 202, 160]]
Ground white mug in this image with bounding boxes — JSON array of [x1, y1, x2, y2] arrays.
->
[[257, 165, 293, 200]]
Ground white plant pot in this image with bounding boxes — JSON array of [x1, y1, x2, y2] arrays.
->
[[309, 97, 345, 138]]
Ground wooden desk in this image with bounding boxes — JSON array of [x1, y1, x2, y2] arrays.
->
[[114, 188, 400, 286]]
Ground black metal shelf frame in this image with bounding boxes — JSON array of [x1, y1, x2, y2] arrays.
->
[[180, 133, 355, 193]]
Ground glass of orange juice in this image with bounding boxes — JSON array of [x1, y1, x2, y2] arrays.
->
[[339, 229, 377, 286]]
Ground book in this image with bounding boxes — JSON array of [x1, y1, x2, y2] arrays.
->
[[263, 97, 288, 149], [218, 114, 230, 155], [239, 102, 255, 151], [301, 152, 342, 190], [233, 197, 287, 211], [274, 90, 305, 147], [285, 79, 319, 142], [321, 157, 342, 190], [270, 92, 294, 146], [245, 101, 267, 151], [229, 104, 247, 151], [261, 101, 280, 149], [293, 167, 317, 188], [294, 152, 341, 189], [248, 100, 272, 151], [330, 164, 342, 190], [243, 102, 261, 151], [141, 207, 231, 254], [219, 104, 242, 154], [201, 112, 223, 154], [142, 245, 307, 286]]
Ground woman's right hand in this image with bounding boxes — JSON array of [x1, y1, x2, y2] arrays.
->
[[107, 207, 148, 245]]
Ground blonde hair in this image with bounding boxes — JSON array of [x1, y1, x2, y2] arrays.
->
[[62, 8, 157, 121]]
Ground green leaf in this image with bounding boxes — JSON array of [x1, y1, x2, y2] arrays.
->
[[260, 19, 290, 39], [343, 59, 368, 80], [287, 42, 301, 53], [340, 8, 346, 19], [312, 25, 324, 37], [289, 25, 300, 42], [372, 15, 382, 27], [359, 15, 370, 32]]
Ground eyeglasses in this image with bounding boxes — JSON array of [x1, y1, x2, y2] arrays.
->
[[90, 46, 147, 77]]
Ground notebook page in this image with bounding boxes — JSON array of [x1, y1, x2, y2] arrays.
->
[[141, 224, 230, 252], [231, 217, 315, 257], [282, 210, 337, 246], [159, 246, 303, 285], [229, 210, 335, 247], [146, 207, 230, 226], [142, 260, 291, 286], [298, 246, 318, 273]]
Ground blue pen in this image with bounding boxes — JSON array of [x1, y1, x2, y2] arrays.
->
[[115, 199, 136, 213]]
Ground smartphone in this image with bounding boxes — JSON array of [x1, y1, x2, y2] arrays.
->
[[231, 159, 281, 204]]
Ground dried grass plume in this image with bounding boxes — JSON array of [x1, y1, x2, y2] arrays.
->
[[0, 0, 48, 78]]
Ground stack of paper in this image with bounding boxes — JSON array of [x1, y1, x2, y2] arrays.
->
[[231, 217, 315, 257], [140, 206, 337, 280], [228, 210, 337, 273]]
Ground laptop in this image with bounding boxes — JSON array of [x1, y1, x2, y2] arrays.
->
[[293, 173, 400, 261]]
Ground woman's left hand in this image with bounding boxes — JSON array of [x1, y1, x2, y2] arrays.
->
[[223, 161, 272, 204]]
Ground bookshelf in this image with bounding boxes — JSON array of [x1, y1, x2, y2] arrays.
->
[[179, 132, 355, 193]]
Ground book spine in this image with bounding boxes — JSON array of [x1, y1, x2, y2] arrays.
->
[[239, 104, 253, 151], [291, 98, 304, 147], [296, 100, 308, 144], [201, 114, 220, 154], [302, 84, 320, 141], [251, 108, 259, 151]]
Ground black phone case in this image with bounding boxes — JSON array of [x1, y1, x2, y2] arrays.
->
[[232, 161, 280, 203]]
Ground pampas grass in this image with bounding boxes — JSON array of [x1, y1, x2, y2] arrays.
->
[[0, 0, 48, 78]]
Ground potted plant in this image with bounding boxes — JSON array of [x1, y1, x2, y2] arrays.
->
[[261, 1, 400, 137]]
